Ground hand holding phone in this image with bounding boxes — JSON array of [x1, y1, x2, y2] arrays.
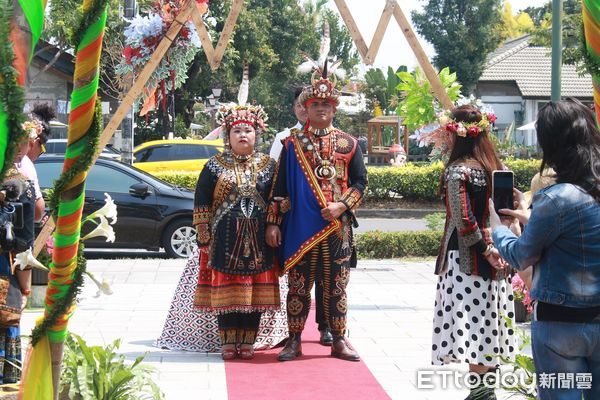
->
[[492, 170, 514, 213]]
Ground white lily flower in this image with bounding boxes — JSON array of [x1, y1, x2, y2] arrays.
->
[[82, 215, 116, 243], [85, 270, 113, 297], [13, 248, 49, 271], [86, 193, 118, 225]]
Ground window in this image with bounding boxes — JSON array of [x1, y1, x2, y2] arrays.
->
[[46, 141, 67, 154], [86, 164, 141, 194], [36, 162, 63, 189], [172, 144, 220, 160], [137, 145, 171, 162], [36, 161, 142, 194]]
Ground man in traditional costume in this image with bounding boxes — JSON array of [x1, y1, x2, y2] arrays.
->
[[269, 87, 333, 347], [266, 59, 368, 362]]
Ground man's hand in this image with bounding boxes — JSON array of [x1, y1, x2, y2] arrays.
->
[[266, 225, 282, 247], [321, 202, 347, 222]]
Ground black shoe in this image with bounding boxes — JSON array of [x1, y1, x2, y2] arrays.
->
[[277, 335, 302, 361], [319, 328, 333, 346], [331, 337, 360, 362]]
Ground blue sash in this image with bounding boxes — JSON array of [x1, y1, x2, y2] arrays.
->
[[281, 137, 340, 272]]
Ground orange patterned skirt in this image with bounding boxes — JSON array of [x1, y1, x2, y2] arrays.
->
[[194, 251, 281, 314]]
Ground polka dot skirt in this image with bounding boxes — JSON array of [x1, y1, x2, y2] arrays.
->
[[432, 251, 517, 367]]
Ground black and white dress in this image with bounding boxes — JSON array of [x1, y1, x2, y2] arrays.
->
[[155, 245, 289, 351], [432, 250, 517, 366]]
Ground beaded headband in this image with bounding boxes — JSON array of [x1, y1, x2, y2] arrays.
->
[[215, 104, 268, 132]]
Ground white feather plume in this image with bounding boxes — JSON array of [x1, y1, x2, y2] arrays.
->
[[318, 22, 331, 65], [237, 63, 249, 106]]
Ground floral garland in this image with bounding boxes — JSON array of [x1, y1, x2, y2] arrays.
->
[[412, 96, 497, 160], [116, 0, 207, 114], [439, 110, 496, 138]]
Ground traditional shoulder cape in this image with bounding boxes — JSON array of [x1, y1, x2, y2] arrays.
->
[[279, 130, 340, 273]]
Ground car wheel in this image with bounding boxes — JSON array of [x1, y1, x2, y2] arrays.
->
[[162, 219, 196, 258]]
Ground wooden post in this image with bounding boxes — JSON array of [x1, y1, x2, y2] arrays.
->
[[33, 0, 196, 256], [190, 0, 244, 70], [365, 0, 395, 65], [391, 4, 454, 110], [332, 0, 454, 110], [332, 0, 370, 63]]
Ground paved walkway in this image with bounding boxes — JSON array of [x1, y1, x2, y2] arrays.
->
[[22, 258, 529, 400]]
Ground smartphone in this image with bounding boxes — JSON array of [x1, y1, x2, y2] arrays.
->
[[492, 170, 514, 213]]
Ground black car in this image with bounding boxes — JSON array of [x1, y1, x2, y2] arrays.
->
[[35, 156, 196, 258]]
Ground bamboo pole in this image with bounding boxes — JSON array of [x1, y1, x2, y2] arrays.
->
[[189, 0, 244, 70], [365, 0, 395, 65], [391, 3, 454, 110], [332, 0, 369, 62]]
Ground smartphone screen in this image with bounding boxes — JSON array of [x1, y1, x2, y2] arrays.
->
[[493, 171, 514, 212]]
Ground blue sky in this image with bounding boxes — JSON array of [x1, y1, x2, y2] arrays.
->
[[323, 0, 551, 72]]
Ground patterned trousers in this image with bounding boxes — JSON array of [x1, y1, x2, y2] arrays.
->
[[217, 312, 262, 345], [286, 240, 351, 337]]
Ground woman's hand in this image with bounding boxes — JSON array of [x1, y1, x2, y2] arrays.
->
[[266, 225, 281, 247], [498, 188, 530, 226], [485, 248, 509, 272]]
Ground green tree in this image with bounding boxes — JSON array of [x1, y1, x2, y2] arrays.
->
[[362, 66, 406, 114], [411, 0, 505, 94], [525, 0, 585, 70], [501, 1, 534, 40]]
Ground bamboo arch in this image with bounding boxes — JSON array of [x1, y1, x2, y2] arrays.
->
[[33, 0, 454, 253]]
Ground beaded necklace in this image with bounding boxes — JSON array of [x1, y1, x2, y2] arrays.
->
[[232, 152, 257, 218], [307, 126, 337, 180]]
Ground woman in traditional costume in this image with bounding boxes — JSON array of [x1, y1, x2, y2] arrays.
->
[[192, 103, 280, 360], [431, 105, 516, 400]]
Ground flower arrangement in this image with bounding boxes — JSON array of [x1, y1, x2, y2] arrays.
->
[[22, 119, 43, 141], [511, 273, 533, 313], [115, 0, 208, 115]]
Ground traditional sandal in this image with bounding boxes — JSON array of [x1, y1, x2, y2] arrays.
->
[[221, 344, 237, 360], [238, 344, 255, 360]]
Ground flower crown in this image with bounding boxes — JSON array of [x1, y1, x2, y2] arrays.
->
[[439, 111, 497, 138], [22, 119, 44, 141], [215, 104, 268, 132]]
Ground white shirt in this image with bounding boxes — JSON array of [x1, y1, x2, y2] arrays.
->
[[15, 155, 42, 200], [269, 121, 303, 160]]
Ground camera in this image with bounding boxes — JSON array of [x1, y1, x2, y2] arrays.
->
[[0, 179, 26, 251]]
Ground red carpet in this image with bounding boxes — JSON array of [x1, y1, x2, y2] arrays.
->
[[224, 303, 391, 400]]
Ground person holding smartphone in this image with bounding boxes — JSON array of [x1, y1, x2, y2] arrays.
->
[[432, 105, 516, 400], [490, 99, 600, 400]]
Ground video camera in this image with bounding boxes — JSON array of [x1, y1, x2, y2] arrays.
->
[[0, 179, 25, 251]]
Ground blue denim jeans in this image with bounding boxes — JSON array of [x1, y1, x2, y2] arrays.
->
[[531, 319, 600, 399]]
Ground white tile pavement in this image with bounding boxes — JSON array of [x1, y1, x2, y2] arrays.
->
[[21, 258, 530, 400]]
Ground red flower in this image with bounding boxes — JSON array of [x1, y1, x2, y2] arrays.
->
[[124, 46, 142, 64], [487, 113, 497, 124], [445, 122, 459, 133], [467, 126, 480, 137]]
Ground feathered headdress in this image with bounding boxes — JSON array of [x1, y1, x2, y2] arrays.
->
[[204, 63, 268, 140], [215, 104, 268, 132], [297, 22, 345, 107]]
